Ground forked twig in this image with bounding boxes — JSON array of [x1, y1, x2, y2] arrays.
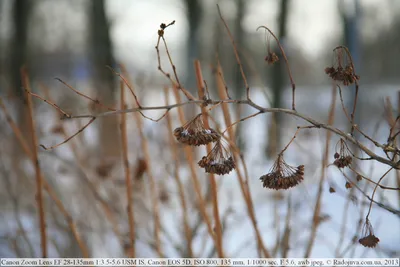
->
[[55, 78, 116, 111], [40, 117, 96, 150]]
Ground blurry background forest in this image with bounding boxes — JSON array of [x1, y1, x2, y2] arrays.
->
[[0, 0, 400, 259]]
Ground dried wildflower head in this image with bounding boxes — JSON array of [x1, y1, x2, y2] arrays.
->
[[260, 154, 304, 190], [174, 114, 220, 146], [333, 139, 353, 168], [359, 219, 380, 248], [356, 174, 362, 182], [198, 140, 235, 175], [345, 181, 352, 189], [325, 47, 359, 85], [265, 52, 279, 65], [329, 186, 336, 193]]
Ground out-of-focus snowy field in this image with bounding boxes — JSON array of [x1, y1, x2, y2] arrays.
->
[[0, 84, 399, 258]]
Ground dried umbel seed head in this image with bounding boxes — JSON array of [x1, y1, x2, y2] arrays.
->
[[325, 48, 359, 86], [359, 219, 380, 248], [359, 235, 380, 248], [198, 140, 235, 175], [356, 174, 362, 182], [333, 139, 353, 168], [260, 154, 304, 190], [265, 52, 279, 65], [174, 114, 220, 146]]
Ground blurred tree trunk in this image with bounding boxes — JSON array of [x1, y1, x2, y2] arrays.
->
[[89, 0, 120, 160], [233, 0, 246, 150], [185, 0, 201, 94], [266, 0, 289, 158], [11, 0, 33, 158]]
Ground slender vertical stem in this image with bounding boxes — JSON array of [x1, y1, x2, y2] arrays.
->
[[304, 83, 337, 257], [164, 87, 193, 257], [120, 65, 163, 257], [21, 67, 47, 257], [215, 62, 271, 257], [119, 80, 136, 257], [194, 60, 224, 257]]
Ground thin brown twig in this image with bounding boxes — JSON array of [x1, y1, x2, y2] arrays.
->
[[40, 117, 96, 151], [365, 167, 394, 220], [24, 88, 71, 118], [171, 84, 217, 249], [222, 111, 263, 135], [195, 60, 224, 258], [121, 67, 163, 257], [349, 167, 400, 190], [280, 126, 317, 154], [256, 26, 296, 110], [216, 5, 250, 100], [22, 67, 47, 258], [55, 78, 116, 111], [119, 80, 136, 258], [214, 63, 271, 258], [164, 87, 193, 257], [215, 54, 231, 99], [304, 84, 336, 257], [334, 46, 359, 135], [107, 65, 142, 108]]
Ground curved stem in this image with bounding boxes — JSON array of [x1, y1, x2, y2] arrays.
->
[[257, 25, 296, 110]]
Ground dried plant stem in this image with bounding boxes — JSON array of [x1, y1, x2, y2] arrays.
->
[[256, 26, 296, 110], [195, 60, 224, 257], [215, 65, 271, 257], [40, 117, 96, 150], [172, 85, 217, 248], [304, 84, 336, 257], [334, 187, 353, 257], [108, 66, 142, 108], [39, 85, 123, 247], [2, 90, 90, 258], [121, 68, 163, 257], [216, 5, 250, 100], [281, 126, 316, 154], [222, 111, 263, 135], [164, 87, 193, 257], [365, 167, 393, 220], [349, 167, 400, 190], [119, 80, 136, 257], [24, 88, 71, 118], [55, 78, 116, 111], [155, 27, 195, 101], [334, 46, 359, 135], [22, 67, 47, 258]]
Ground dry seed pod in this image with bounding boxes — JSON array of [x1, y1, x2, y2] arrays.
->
[[359, 219, 379, 248], [198, 140, 235, 175], [265, 52, 279, 65], [174, 114, 220, 146], [325, 48, 359, 86], [333, 139, 353, 169], [260, 154, 304, 190]]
